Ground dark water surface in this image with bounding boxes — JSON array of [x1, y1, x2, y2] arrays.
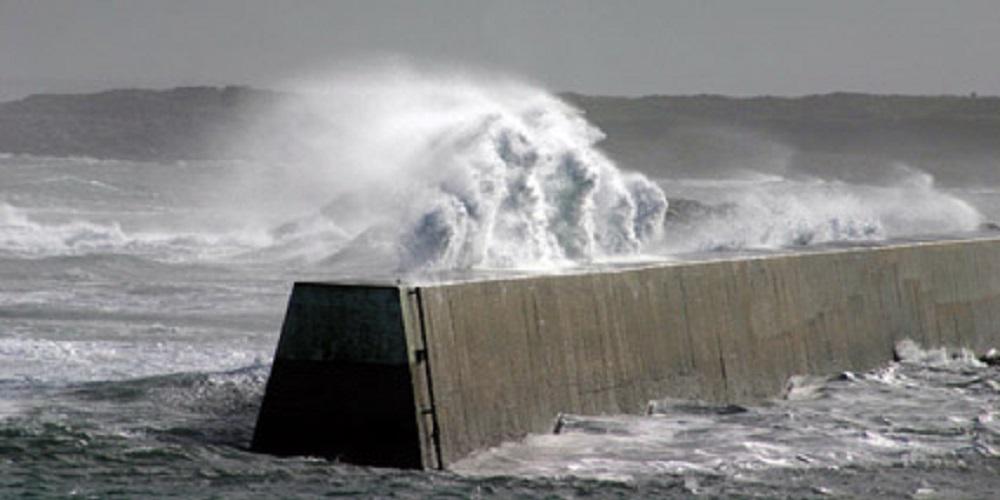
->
[[2, 156, 999, 498]]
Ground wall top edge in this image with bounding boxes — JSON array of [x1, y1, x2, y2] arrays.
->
[[297, 233, 1000, 290]]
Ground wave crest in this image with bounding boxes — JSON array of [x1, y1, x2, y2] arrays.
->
[[252, 68, 668, 272]]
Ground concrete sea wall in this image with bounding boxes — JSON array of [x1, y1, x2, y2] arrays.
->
[[252, 237, 1000, 469]]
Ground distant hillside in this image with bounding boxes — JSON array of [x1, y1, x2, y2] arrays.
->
[[0, 86, 286, 161], [2, 87, 998, 186], [564, 93, 1000, 186]]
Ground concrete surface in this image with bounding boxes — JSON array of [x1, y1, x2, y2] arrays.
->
[[252, 237, 1000, 469]]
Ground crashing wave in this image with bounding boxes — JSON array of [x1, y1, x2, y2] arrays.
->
[[258, 69, 668, 272], [394, 113, 668, 271]]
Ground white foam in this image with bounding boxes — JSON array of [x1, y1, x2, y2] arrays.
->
[[660, 164, 983, 253], [453, 340, 1000, 481], [0, 337, 264, 385], [0, 202, 271, 260], [239, 65, 668, 273]]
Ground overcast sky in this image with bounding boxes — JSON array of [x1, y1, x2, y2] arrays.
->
[[2, 0, 999, 99]]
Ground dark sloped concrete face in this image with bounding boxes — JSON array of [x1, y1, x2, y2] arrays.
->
[[253, 237, 1000, 469], [251, 283, 431, 469], [252, 359, 422, 467]]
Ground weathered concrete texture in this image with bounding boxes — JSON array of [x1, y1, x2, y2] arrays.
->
[[253, 237, 1000, 469], [251, 283, 438, 468]]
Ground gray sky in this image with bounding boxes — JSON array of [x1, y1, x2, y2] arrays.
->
[[2, 0, 999, 99]]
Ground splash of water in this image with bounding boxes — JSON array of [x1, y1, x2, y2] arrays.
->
[[660, 164, 984, 253], [0, 202, 264, 260], [452, 339, 1000, 482], [245, 67, 667, 272]]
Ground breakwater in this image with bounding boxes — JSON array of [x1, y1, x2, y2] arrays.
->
[[252, 236, 1000, 469]]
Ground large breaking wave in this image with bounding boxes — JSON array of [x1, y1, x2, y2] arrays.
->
[[1, 69, 991, 272], [387, 93, 668, 270], [245, 68, 667, 272]]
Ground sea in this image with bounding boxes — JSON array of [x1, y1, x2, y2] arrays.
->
[[3, 74, 1000, 498], [1, 152, 1000, 498]]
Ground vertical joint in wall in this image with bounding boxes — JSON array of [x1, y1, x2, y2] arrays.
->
[[409, 287, 444, 469]]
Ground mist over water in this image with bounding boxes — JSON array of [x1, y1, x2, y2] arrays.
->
[[209, 67, 987, 273], [1, 70, 989, 274], [233, 68, 668, 273], [659, 164, 985, 253]]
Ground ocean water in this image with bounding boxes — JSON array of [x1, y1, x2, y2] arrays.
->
[[3, 71, 1000, 498], [2, 153, 1000, 498]]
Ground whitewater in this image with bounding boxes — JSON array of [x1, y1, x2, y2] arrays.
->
[[2, 71, 1000, 498]]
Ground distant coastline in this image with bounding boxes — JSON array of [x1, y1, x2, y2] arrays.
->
[[2, 86, 998, 186]]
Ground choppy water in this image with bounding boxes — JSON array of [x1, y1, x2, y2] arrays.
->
[[2, 152, 1000, 498]]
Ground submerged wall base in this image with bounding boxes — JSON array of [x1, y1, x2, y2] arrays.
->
[[252, 237, 1000, 469]]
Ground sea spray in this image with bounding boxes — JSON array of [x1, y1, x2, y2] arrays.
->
[[248, 67, 668, 272], [0, 202, 266, 260], [659, 164, 984, 252], [229, 68, 986, 267]]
